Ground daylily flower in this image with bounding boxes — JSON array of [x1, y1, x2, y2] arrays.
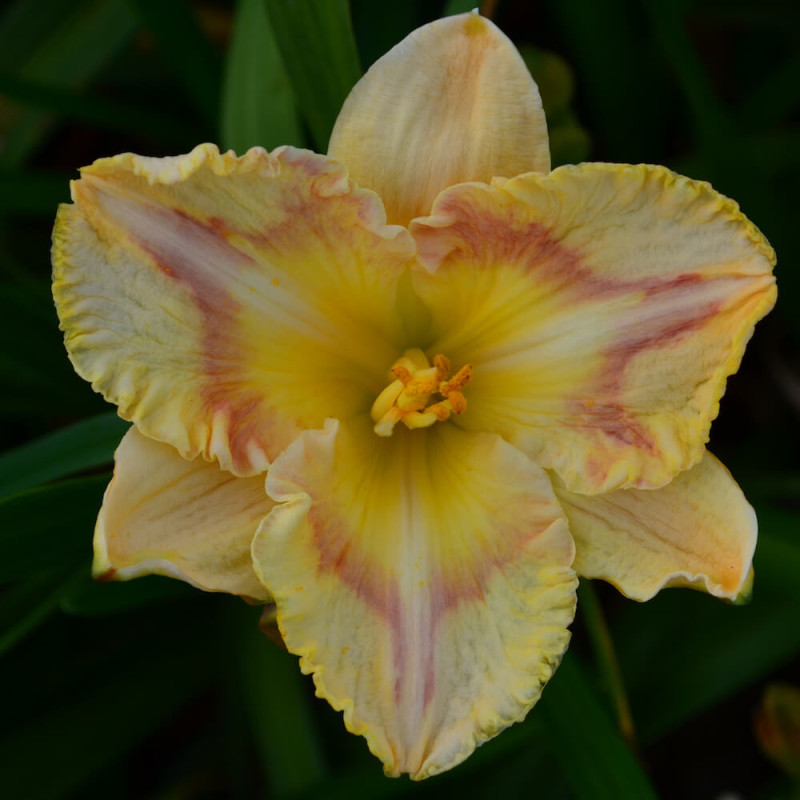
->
[[51, 12, 776, 780]]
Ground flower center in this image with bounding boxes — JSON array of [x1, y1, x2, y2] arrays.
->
[[370, 348, 472, 437]]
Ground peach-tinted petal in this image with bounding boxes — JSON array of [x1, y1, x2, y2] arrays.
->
[[411, 163, 776, 493], [328, 12, 549, 227], [53, 144, 415, 476], [554, 451, 756, 601], [252, 418, 576, 779], [94, 426, 273, 600]]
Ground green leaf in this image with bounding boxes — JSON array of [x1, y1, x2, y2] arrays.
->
[[0, 474, 107, 581], [640, 0, 733, 154], [0, 413, 126, 498], [443, 0, 476, 15], [60, 572, 195, 616], [0, 601, 215, 800], [0, 277, 104, 419], [0, 72, 198, 147], [349, 0, 419, 72], [126, 0, 222, 128], [544, 0, 668, 161], [614, 516, 800, 744], [0, 0, 138, 168], [221, 0, 302, 153], [739, 50, 800, 129], [227, 604, 327, 796], [0, 566, 85, 656], [264, 0, 362, 150], [754, 506, 800, 597], [538, 653, 658, 800], [0, 169, 71, 214]]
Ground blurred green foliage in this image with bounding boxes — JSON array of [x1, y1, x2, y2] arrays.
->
[[0, 0, 798, 797]]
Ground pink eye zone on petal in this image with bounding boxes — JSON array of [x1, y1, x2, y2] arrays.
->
[[53, 144, 415, 476], [253, 418, 576, 779], [411, 163, 776, 494]]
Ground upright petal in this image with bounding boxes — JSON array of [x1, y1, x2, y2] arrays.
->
[[411, 163, 776, 493], [554, 451, 756, 602], [53, 145, 415, 475], [252, 419, 576, 779], [328, 12, 549, 227], [95, 426, 273, 600]]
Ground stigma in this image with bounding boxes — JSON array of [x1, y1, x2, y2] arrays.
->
[[371, 349, 472, 437]]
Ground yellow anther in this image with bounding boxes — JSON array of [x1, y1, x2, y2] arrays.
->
[[440, 364, 473, 395], [391, 365, 413, 385], [433, 354, 451, 380], [372, 349, 472, 437], [402, 376, 439, 398], [448, 391, 467, 415]]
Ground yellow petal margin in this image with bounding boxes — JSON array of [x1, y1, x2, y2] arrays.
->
[[94, 426, 273, 601], [328, 12, 550, 227], [52, 144, 414, 476], [411, 163, 776, 494], [252, 418, 576, 779], [554, 451, 757, 601]]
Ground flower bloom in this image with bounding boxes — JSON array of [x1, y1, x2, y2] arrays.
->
[[51, 13, 776, 780]]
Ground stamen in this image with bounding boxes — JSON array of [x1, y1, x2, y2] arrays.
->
[[372, 350, 472, 436], [391, 365, 413, 385], [447, 391, 467, 415], [371, 379, 404, 422], [440, 364, 473, 395], [433, 354, 451, 380]]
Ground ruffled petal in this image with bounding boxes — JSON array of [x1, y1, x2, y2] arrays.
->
[[554, 451, 756, 601], [252, 418, 576, 779], [328, 12, 549, 227], [411, 163, 776, 493], [53, 144, 415, 476], [94, 426, 273, 601]]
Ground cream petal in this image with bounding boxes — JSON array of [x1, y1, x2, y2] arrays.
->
[[554, 451, 757, 601], [53, 144, 415, 476], [252, 418, 577, 779], [328, 12, 550, 226], [410, 163, 776, 494], [94, 426, 273, 601]]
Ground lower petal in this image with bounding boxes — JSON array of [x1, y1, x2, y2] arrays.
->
[[95, 426, 273, 601], [554, 450, 756, 601], [252, 418, 576, 779]]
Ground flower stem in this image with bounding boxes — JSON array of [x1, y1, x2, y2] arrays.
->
[[578, 579, 638, 748]]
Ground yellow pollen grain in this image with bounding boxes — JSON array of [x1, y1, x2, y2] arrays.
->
[[271, 277, 280, 287]]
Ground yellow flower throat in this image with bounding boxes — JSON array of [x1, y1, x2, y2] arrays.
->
[[370, 348, 472, 437]]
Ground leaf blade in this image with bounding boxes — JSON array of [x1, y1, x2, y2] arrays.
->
[[264, 0, 361, 150]]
